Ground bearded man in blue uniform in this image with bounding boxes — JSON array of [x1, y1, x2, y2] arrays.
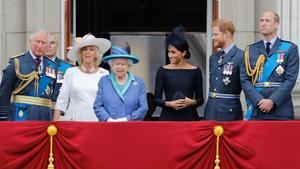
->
[[45, 33, 72, 105], [0, 29, 58, 121], [240, 11, 299, 120], [204, 18, 244, 121]]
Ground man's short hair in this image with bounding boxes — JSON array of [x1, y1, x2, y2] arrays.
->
[[29, 28, 49, 41], [266, 10, 280, 23], [211, 18, 235, 36], [48, 33, 58, 43]]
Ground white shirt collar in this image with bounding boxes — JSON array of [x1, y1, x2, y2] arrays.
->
[[222, 43, 235, 54], [263, 36, 278, 49], [29, 50, 43, 61], [50, 56, 56, 62]]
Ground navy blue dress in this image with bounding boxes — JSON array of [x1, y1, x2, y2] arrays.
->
[[154, 67, 204, 121]]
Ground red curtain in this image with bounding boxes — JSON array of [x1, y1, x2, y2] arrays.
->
[[0, 121, 300, 169]]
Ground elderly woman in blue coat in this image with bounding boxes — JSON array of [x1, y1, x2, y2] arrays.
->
[[93, 43, 148, 122]]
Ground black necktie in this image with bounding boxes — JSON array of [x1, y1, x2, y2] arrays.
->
[[218, 51, 225, 65], [266, 42, 271, 55]]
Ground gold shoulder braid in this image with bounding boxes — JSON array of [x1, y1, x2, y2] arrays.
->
[[244, 46, 265, 84], [11, 52, 25, 59], [13, 58, 40, 96]]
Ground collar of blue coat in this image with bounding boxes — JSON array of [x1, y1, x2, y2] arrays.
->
[[222, 43, 235, 54], [263, 36, 278, 49], [29, 50, 44, 69], [108, 72, 136, 101]]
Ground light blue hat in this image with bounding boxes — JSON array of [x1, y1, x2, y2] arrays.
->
[[103, 44, 140, 64]]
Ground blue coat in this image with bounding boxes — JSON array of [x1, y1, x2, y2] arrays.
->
[[0, 51, 58, 121], [204, 45, 244, 121], [240, 38, 299, 120], [93, 74, 148, 121]]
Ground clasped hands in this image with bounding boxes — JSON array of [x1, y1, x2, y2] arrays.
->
[[166, 97, 195, 110], [258, 99, 274, 113]]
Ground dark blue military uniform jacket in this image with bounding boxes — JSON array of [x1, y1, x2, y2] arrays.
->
[[205, 45, 244, 121], [0, 51, 58, 121], [240, 38, 299, 120], [51, 57, 72, 102]]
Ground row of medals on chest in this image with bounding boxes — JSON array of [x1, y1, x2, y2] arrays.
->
[[38, 66, 64, 83], [221, 61, 233, 86], [275, 52, 285, 75], [37, 66, 64, 96], [220, 52, 285, 86]]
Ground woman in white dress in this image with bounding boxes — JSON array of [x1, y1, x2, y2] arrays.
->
[[53, 34, 111, 121]]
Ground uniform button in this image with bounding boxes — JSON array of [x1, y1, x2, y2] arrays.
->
[[218, 67, 220, 70], [214, 89, 216, 91], [230, 109, 233, 112], [216, 78, 218, 80]]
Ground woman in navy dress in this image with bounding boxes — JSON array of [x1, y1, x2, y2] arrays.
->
[[154, 25, 204, 121]]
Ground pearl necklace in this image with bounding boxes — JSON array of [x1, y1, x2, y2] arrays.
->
[[80, 65, 97, 74]]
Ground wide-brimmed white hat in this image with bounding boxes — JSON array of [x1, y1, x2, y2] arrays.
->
[[68, 34, 111, 62]]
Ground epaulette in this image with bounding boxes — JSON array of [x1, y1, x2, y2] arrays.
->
[[44, 56, 56, 64], [44, 56, 52, 60], [10, 52, 25, 58], [281, 39, 294, 45], [60, 59, 74, 66], [250, 40, 262, 47]]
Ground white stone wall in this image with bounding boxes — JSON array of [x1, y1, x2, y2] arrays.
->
[[276, 0, 300, 118], [220, 0, 255, 50], [0, 0, 3, 79], [1, 0, 27, 78], [0, 0, 61, 79]]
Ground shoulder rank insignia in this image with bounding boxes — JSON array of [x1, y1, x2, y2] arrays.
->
[[11, 52, 25, 58]]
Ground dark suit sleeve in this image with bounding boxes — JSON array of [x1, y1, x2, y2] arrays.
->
[[269, 44, 299, 106], [240, 48, 264, 105], [208, 54, 214, 91], [154, 67, 166, 108], [208, 54, 213, 74], [194, 68, 204, 107], [0, 59, 17, 112]]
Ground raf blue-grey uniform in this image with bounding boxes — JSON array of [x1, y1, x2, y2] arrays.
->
[[204, 45, 244, 121], [51, 57, 72, 102], [0, 51, 58, 121], [240, 38, 299, 120]]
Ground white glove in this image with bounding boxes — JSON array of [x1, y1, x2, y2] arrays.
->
[[115, 117, 128, 122], [106, 118, 117, 122]]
